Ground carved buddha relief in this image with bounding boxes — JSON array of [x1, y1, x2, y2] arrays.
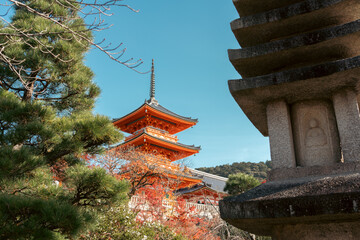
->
[[291, 100, 341, 167], [305, 118, 327, 148]]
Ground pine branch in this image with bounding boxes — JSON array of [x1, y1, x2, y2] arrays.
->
[[4, 0, 146, 73]]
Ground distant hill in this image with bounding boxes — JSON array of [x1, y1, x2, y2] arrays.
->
[[196, 161, 272, 181]]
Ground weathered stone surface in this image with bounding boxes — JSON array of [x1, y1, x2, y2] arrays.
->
[[225, 0, 360, 237], [333, 89, 360, 163], [268, 162, 360, 181], [231, 0, 360, 47], [272, 222, 360, 240], [220, 173, 360, 236], [229, 20, 360, 78], [291, 100, 341, 167], [266, 100, 296, 169], [229, 56, 360, 136], [233, 0, 304, 17]]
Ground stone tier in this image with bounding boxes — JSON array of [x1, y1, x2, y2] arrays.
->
[[268, 161, 360, 181], [229, 20, 360, 78], [223, 0, 360, 238], [220, 171, 360, 239], [229, 56, 360, 136], [228, 0, 360, 167], [231, 0, 359, 47], [232, 0, 304, 17]]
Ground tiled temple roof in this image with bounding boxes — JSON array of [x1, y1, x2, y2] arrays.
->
[[112, 101, 198, 124], [118, 131, 201, 151], [147, 100, 198, 123]]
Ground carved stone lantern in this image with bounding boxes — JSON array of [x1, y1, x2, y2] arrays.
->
[[220, 0, 360, 239]]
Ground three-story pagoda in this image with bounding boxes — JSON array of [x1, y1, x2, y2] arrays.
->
[[112, 60, 202, 189]]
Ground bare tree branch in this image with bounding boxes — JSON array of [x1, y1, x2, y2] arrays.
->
[[0, 0, 147, 100], [4, 0, 144, 72]]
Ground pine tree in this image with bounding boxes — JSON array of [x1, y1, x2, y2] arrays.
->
[[1, 0, 98, 111], [0, 1, 128, 239], [224, 173, 260, 196]]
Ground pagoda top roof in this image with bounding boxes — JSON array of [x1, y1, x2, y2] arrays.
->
[[113, 60, 198, 134], [147, 98, 198, 123], [113, 99, 198, 124], [112, 99, 198, 134]]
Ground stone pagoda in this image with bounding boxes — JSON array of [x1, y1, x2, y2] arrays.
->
[[220, 0, 360, 239], [112, 60, 202, 189]]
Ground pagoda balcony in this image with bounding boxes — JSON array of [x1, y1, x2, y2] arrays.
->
[[129, 195, 219, 214], [119, 154, 180, 173], [124, 126, 178, 143], [146, 155, 181, 172], [145, 126, 178, 142], [121, 155, 197, 177]]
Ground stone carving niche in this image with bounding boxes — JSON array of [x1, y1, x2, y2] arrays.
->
[[291, 100, 341, 167]]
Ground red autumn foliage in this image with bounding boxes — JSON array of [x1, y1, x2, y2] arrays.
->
[[93, 146, 195, 196], [131, 184, 220, 240], [92, 146, 221, 239], [50, 159, 69, 184]]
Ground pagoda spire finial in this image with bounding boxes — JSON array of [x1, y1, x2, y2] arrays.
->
[[150, 59, 155, 100], [147, 59, 158, 105]]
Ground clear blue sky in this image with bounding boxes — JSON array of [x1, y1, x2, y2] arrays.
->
[[85, 0, 270, 168]]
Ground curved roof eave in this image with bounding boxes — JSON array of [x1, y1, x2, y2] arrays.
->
[[112, 101, 198, 125], [112, 103, 147, 124], [114, 131, 201, 151], [147, 102, 198, 123]]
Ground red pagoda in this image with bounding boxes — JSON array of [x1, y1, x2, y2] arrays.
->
[[113, 60, 202, 189]]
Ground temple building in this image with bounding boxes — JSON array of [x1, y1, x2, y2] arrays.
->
[[175, 169, 228, 205], [112, 60, 227, 205]]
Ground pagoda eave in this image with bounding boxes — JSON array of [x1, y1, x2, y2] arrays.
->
[[175, 185, 227, 196], [165, 173, 202, 189], [115, 132, 200, 161], [113, 103, 197, 134]]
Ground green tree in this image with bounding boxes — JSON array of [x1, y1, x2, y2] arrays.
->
[[1, 0, 143, 77], [196, 161, 271, 181], [224, 173, 260, 195], [0, 1, 129, 239], [79, 204, 187, 240]]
